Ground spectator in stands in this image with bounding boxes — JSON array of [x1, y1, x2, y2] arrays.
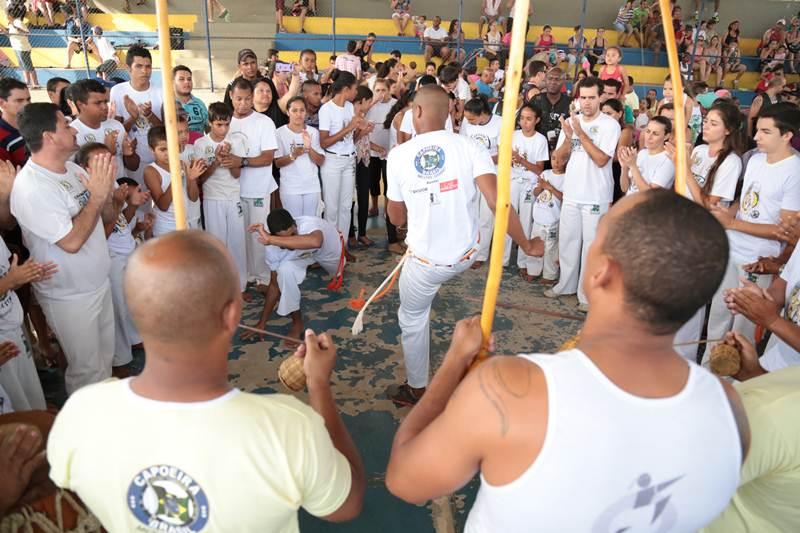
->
[[532, 67, 570, 153], [613, 0, 635, 46], [479, 0, 504, 38], [288, 0, 311, 33], [32, 0, 55, 27], [447, 20, 466, 64], [46, 78, 70, 109], [6, 4, 39, 89], [567, 26, 587, 66], [298, 49, 320, 83], [355, 33, 376, 72], [275, 0, 288, 32], [0, 78, 30, 168], [174, 65, 209, 137], [224, 49, 262, 107], [47, 231, 366, 531], [335, 41, 363, 79], [748, 77, 786, 137], [65, 6, 101, 69], [723, 20, 740, 51], [423, 16, 450, 64], [587, 28, 607, 70], [534, 24, 554, 55], [11, 103, 117, 395], [391, 0, 412, 36], [786, 18, 800, 74], [760, 19, 787, 54], [599, 46, 630, 97], [723, 40, 747, 89], [206, 0, 231, 22], [92, 27, 119, 81], [482, 20, 503, 64], [701, 35, 724, 85]]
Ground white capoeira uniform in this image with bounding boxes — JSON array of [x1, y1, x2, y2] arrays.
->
[[511, 129, 549, 269], [276, 124, 323, 218], [107, 198, 140, 367], [231, 111, 279, 286], [148, 163, 196, 236], [702, 152, 800, 364], [264, 217, 342, 316], [71, 117, 129, 180], [459, 115, 503, 264], [109, 81, 163, 186], [552, 112, 620, 306], [760, 245, 800, 371], [387, 130, 495, 388], [527, 169, 564, 279], [195, 133, 248, 291], [11, 161, 115, 395], [318, 100, 356, 239], [0, 237, 46, 411]]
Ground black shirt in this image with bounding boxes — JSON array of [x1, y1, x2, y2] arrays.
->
[[532, 92, 571, 152]]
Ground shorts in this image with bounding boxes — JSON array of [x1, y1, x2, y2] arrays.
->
[[480, 15, 506, 25], [15, 50, 33, 72], [392, 10, 409, 18], [613, 21, 633, 33], [428, 43, 446, 57], [275, 0, 284, 11]]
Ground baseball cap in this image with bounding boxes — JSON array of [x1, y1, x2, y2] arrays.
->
[[237, 48, 257, 63], [777, 19, 787, 25]]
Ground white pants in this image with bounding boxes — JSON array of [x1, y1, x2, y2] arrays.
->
[[109, 252, 137, 367], [701, 258, 772, 364], [513, 178, 534, 269], [553, 201, 609, 305], [241, 196, 272, 285], [526, 222, 559, 279], [398, 255, 475, 388], [673, 306, 706, 363], [280, 191, 321, 219], [476, 193, 495, 262], [38, 283, 115, 395], [204, 199, 247, 291], [0, 328, 45, 411], [275, 249, 341, 316], [320, 154, 356, 238]]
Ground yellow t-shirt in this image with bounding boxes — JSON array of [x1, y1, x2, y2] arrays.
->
[[47, 379, 351, 533], [701, 366, 800, 533]]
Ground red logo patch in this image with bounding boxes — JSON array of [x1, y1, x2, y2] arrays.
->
[[440, 179, 458, 192]]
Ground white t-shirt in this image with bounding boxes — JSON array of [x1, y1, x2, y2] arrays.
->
[[276, 126, 323, 196], [556, 112, 621, 204], [400, 111, 454, 137], [71, 118, 128, 179], [109, 82, 163, 171], [456, 78, 471, 102], [107, 186, 136, 258], [194, 134, 247, 201], [10, 161, 111, 300], [484, 0, 503, 16], [180, 146, 201, 223], [424, 26, 449, 41], [265, 217, 341, 270], [333, 54, 361, 77], [47, 379, 352, 533], [318, 100, 355, 155], [0, 237, 24, 331], [229, 112, 279, 199], [532, 170, 565, 226], [626, 149, 675, 195], [460, 115, 504, 158], [511, 130, 549, 181], [688, 144, 741, 205], [761, 246, 800, 371], [727, 153, 800, 264], [94, 36, 117, 63], [8, 19, 30, 52], [387, 130, 495, 264], [366, 99, 395, 158]]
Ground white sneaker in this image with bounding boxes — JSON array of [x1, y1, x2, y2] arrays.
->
[[577, 303, 590, 313], [543, 289, 560, 299]]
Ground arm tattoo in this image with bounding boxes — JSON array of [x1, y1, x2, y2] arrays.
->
[[478, 363, 509, 436], [477, 359, 534, 437]]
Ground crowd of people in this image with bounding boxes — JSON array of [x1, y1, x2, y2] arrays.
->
[[0, 1, 798, 531]]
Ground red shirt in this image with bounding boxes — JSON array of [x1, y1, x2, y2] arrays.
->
[[0, 118, 27, 167]]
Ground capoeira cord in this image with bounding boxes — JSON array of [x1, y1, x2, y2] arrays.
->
[[350, 250, 411, 335], [326, 233, 348, 291]]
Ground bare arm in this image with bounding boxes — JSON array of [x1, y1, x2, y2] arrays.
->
[[387, 199, 407, 227], [144, 166, 173, 212], [253, 226, 324, 250], [320, 118, 359, 149], [278, 72, 301, 114]]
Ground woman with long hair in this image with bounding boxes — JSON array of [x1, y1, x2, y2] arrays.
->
[[381, 90, 413, 254], [352, 85, 379, 247], [601, 98, 634, 201], [365, 79, 395, 218], [447, 19, 467, 63], [318, 70, 364, 244]]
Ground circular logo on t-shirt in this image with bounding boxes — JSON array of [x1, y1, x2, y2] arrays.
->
[[414, 146, 445, 178], [741, 189, 760, 219], [537, 189, 552, 204], [127, 464, 210, 531], [470, 134, 491, 150], [84, 134, 97, 143], [787, 284, 800, 325]]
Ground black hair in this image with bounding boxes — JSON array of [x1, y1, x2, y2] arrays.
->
[[302, 79, 321, 91], [354, 85, 373, 104], [578, 76, 604, 95], [230, 77, 254, 94], [377, 58, 398, 79], [702, 101, 744, 195], [267, 208, 296, 234], [384, 91, 413, 130], [390, 49, 402, 58], [172, 65, 192, 77], [464, 94, 492, 116], [59, 86, 73, 118], [602, 77, 623, 94], [329, 70, 357, 95], [69, 78, 105, 105], [602, 98, 624, 114], [118, 177, 139, 188], [299, 48, 316, 59], [416, 75, 438, 87], [286, 95, 307, 111], [0, 78, 27, 100], [527, 60, 548, 78], [649, 115, 673, 135], [147, 125, 168, 148], [346, 40, 357, 54], [125, 45, 152, 67], [46, 77, 70, 93], [520, 102, 543, 120], [17, 103, 59, 154], [603, 189, 729, 334], [75, 142, 110, 168], [425, 61, 436, 70], [439, 65, 460, 85], [757, 102, 800, 138], [208, 101, 233, 122]]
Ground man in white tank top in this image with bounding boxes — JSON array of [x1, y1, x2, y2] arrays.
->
[[386, 189, 750, 532]]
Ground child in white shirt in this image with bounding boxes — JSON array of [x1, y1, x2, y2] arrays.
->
[[528, 151, 565, 283]]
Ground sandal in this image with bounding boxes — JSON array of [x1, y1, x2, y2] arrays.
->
[[387, 383, 424, 407]]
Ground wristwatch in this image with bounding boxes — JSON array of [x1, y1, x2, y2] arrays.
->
[[241, 157, 250, 168]]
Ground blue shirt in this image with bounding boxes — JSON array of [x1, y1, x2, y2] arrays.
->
[[475, 81, 494, 98], [179, 96, 209, 133]]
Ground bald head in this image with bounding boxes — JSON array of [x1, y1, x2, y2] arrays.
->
[[125, 231, 241, 346], [412, 85, 450, 132]]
